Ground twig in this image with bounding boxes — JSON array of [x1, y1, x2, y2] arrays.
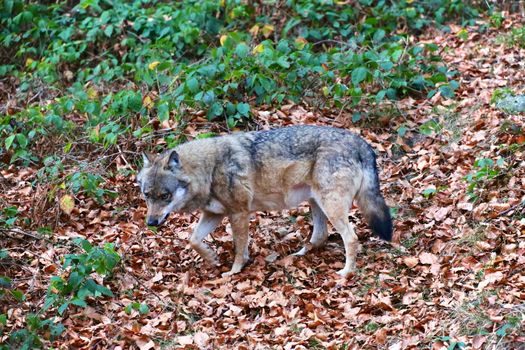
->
[[0, 227, 44, 240], [116, 144, 131, 168], [498, 200, 525, 216]]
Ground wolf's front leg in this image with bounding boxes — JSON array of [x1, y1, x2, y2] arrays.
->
[[223, 213, 250, 277], [189, 212, 223, 267]]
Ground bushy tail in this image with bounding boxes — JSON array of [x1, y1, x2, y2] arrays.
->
[[355, 151, 392, 241]]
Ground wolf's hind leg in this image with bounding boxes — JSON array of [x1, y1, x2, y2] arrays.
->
[[293, 199, 329, 256], [189, 212, 223, 267], [313, 192, 358, 276], [223, 213, 250, 277]]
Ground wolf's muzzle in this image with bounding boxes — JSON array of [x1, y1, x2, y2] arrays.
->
[[146, 217, 160, 226], [146, 215, 167, 226]]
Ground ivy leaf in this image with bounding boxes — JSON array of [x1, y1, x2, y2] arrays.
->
[[0, 276, 12, 288], [235, 43, 249, 58], [236, 103, 250, 116], [128, 93, 143, 112], [4, 135, 15, 150], [186, 77, 199, 93], [157, 102, 170, 122], [439, 84, 454, 98], [208, 102, 223, 118], [373, 29, 386, 42], [104, 24, 113, 37], [58, 302, 70, 315], [11, 289, 26, 302], [71, 298, 88, 307], [277, 56, 290, 68], [351, 67, 368, 86], [138, 303, 149, 314]]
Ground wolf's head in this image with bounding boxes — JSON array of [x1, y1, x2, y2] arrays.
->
[[137, 150, 190, 226]]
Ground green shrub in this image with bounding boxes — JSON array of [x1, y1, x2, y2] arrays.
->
[[44, 238, 120, 315], [465, 157, 505, 201]]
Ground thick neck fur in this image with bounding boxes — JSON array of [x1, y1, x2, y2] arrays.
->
[[175, 137, 225, 211]]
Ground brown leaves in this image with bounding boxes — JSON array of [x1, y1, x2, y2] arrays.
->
[[401, 256, 417, 268]]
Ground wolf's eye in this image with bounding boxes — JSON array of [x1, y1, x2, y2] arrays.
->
[[161, 193, 171, 201], [143, 192, 150, 198]]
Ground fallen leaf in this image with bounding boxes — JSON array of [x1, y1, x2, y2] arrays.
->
[[194, 332, 210, 347], [403, 256, 419, 268], [59, 194, 75, 215], [419, 252, 438, 265], [135, 337, 155, 350]]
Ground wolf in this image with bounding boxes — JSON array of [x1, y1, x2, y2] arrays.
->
[[137, 125, 392, 277]]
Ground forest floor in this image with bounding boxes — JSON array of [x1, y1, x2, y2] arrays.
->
[[1, 16, 525, 350]]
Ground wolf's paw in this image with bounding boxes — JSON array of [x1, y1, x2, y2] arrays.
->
[[336, 266, 356, 277], [291, 247, 308, 256], [221, 262, 244, 277], [221, 269, 239, 278]]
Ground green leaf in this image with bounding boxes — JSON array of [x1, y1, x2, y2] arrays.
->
[[50, 322, 65, 338], [439, 85, 454, 98], [225, 102, 236, 115], [226, 115, 237, 129], [129, 93, 143, 112], [0, 249, 8, 260], [236, 103, 250, 116], [208, 102, 223, 118], [276, 56, 290, 68], [157, 62, 172, 71], [373, 29, 386, 42], [157, 102, 170, 122], [71, 298, 88, 308], [104, 24, 114, 37], [235, 43, 249, 58], [422, 187, 437, 198], [196, 132, 216, 139], [11, 289, 26, 302], [391, 49, 404, 62], [397, 125, 408, 137], [43, 296, 56, 311], [58, 302, 69, 315], [95, 284, 113, 297], [186, 77, 199, 93], [81, 239, 93, 253], [375, 90, 387, 102], [0, 314, 6, 326], [5, 0, 13, 14], [68, 272, 83, 291], [4, 135, 15, 150], [0, 276, 12, 288], [138, 303, 149, 315], [351, 67, 368, 86], [456, 28, 468, 41]]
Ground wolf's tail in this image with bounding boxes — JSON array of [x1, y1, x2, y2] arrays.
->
[[355, 147, 392, 241]]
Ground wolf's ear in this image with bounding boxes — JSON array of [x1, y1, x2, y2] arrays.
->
[[142, 152, 154, 168], [167, 149, 180, 170]]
